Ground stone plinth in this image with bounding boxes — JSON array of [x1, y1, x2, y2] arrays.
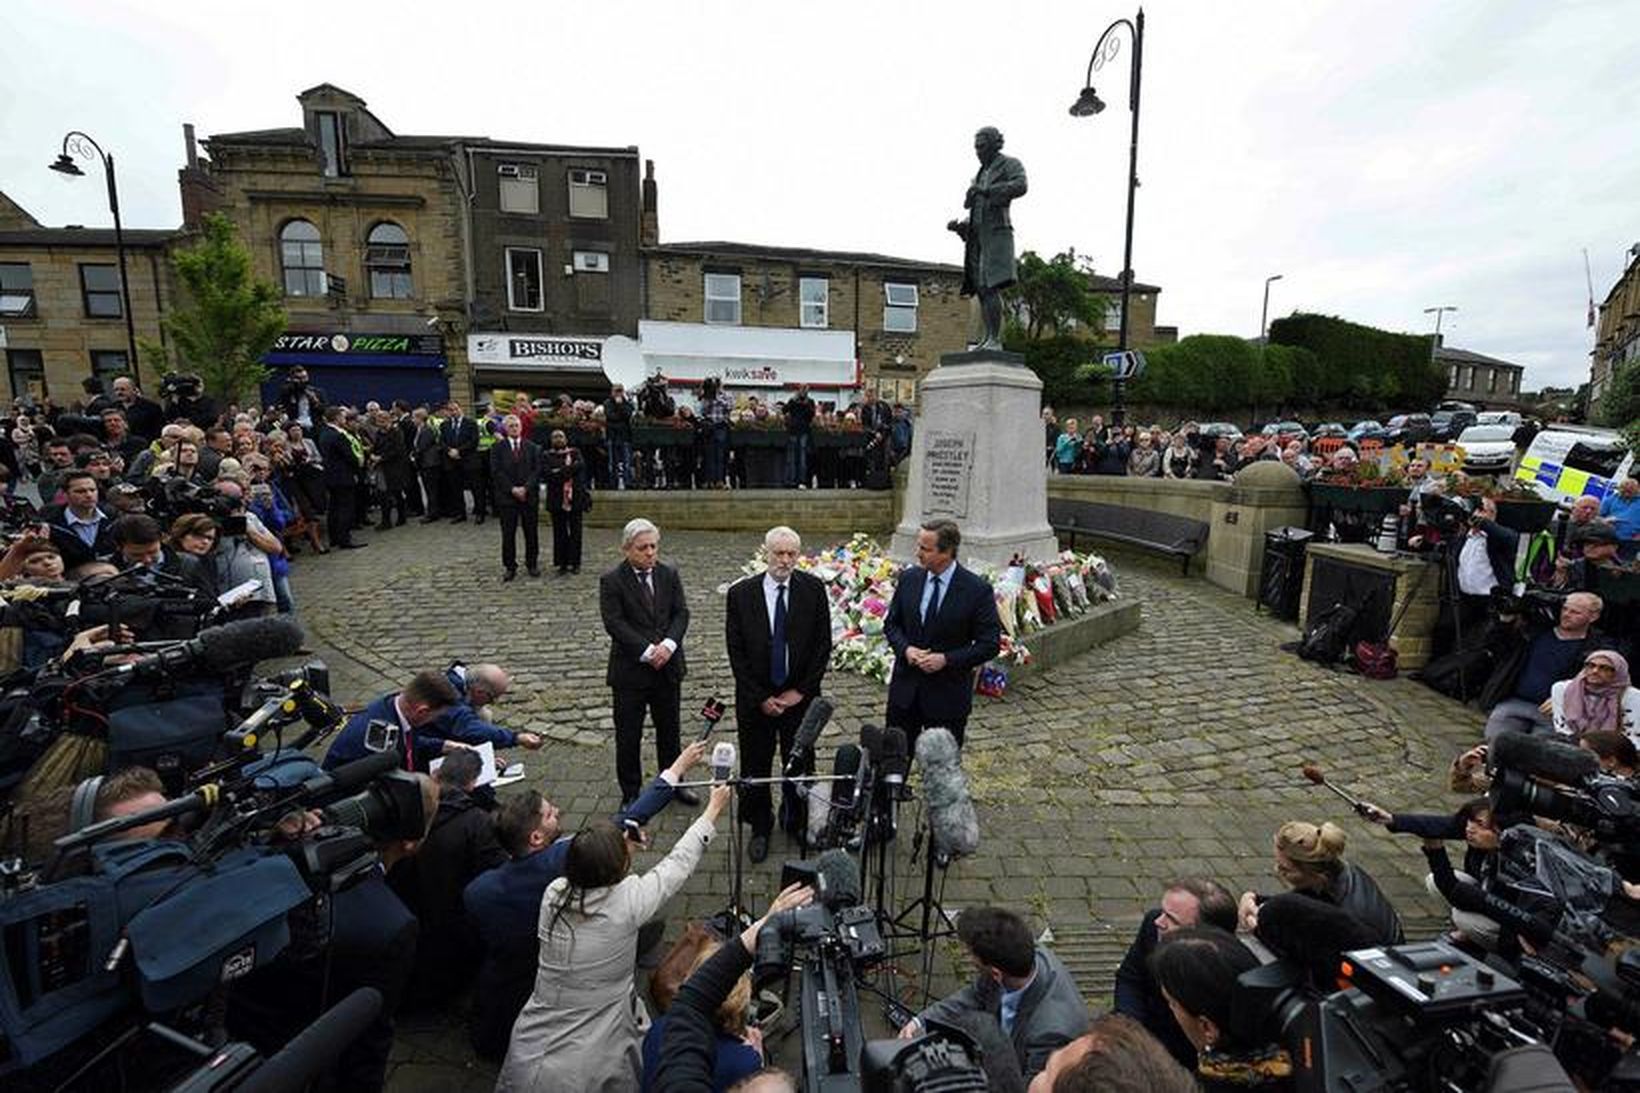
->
[[891, 350, 1058, 567], [1207, 461, 1310, 598], [1299, 543, 1441, 669]]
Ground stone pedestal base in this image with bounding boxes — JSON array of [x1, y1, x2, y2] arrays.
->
[[1299, 543, 1441, 669], [891, 350, 1058, 568]]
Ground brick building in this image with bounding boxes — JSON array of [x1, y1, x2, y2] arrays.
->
[[181, 84, 473, 408], [1435, 341, 1525, 409], [0, 190, 178, 402], [640, 241, 968, 407], [1591, 243, 1640, 406]]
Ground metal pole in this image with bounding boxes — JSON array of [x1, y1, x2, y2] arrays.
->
[[104, 153, 142, 386], [1113, 8, 1143, 427]]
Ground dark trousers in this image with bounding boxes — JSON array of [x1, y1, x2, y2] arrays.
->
[[378, 481, 409, 527], [613, 679, 681, 801], [784, 432, 811, 488], [550, 507, 584, 570], [737, 698, 812, 837], [418, 467, 442, 516], [497, 501, 539, 572], [474, 457, 491, 518], [885, 698, 968, 756], [442, 464, 467, 517], [327, 482, 358, 546]]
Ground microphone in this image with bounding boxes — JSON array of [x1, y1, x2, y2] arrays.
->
[[879, 726, 909, 838], [815, 848, 862, 909], [831, 742, 862, 814], [299, 750, 401, 802], [808, 743, 861, 848], [237, 987, 384, 1093], [711, 741, 737, 782], [784, 696, 834, 777], [1489, 731, 1599, 787], [110, 616, 306, 680], [696, 696, 726, 741], [916, 728, 980, 861]]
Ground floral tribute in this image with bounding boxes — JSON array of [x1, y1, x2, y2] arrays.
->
[[729, 534, 1118, 690]]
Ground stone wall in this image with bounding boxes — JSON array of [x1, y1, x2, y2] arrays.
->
[[583, 487, 894, 537]]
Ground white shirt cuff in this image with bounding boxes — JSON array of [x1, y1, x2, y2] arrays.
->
[[657, 769, 679, 786], [660, 639, 678, 654]]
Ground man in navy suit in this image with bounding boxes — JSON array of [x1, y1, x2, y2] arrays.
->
[[488, 413, 542, 580], [439, 400, 483, 524], [321, 669, 464, 771], [883, 519, 1001, 749]]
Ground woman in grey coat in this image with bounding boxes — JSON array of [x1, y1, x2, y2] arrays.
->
[[497, 784, 730, 1093]]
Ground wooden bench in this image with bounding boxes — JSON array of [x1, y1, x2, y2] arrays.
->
[[1048, 498, 1210, 575]]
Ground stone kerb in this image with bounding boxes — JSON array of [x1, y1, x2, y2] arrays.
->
[[582, 488, 895, 534]]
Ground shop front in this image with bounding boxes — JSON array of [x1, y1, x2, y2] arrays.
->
[[261, 331, 450, 408], [636, 321, 859, 408], [467, 332, 642, 404]]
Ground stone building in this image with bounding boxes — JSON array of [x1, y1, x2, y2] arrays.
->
[[0, 190, 179, 402], [1086, 272, 1174, 347], [181, 84, 474, 408], [1435, 341, 1525, 409], [640, 241, 968, 407], [1591, 243, 1640, 406]]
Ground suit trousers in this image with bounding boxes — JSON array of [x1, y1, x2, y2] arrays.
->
[[737, 699, 813, 837], [441, 465, 467, 517], [497, 502, 539, 572], [550, 507, 584, 570], [612, 678, 682, 801], [418, 467, 443, 517], [885, 697, 968, 756], [327, 482, 357, 547]]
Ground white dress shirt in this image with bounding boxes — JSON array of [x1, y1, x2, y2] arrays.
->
[[1457, 531, 1497, 596]]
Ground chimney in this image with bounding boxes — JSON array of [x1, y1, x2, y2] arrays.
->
[[184, 123, 199, 169], [640, 159, 659, 247], [177, 121, 223, 230]]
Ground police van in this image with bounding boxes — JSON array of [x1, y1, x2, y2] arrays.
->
[[1515, 426, 1632, 506]]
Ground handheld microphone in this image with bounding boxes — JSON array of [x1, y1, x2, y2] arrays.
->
[[711, 741, 737, 782], [697, 696, 727, 741], [807, 743, 861, 848], [878, 725, 909, 839], [916, 728, 980, 861], [815, 848, 862, 910], [784, 696, 834, 777], [1489, 731, 1599, 787]]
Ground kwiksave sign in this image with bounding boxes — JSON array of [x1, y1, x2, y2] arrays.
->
[[273, 332, 445, 356]]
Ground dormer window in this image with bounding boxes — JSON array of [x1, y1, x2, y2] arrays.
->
[[316, 111, 346, 177]]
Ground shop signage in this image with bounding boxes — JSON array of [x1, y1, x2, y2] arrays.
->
[[272, 332, 443, 356], [723, 365, 781, 384], [468, 333, 609, 370]]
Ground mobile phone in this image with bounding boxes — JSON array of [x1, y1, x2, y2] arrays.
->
[[502, 762, 525, 778]]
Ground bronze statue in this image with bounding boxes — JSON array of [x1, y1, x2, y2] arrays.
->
[[948, 126, 1027, 351]]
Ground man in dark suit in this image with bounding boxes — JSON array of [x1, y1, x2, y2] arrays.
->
[[599, 518, 699, 806], [883, 518, 1001, 749], [724, 525, 833, 862], [316, 406, 366, 549], [489, 414, 542, 580], [42, 470, 116, 569], [440, 400, 482, 523]]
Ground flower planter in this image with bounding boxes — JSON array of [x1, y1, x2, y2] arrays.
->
[[730, 429, 788, 448], [1490, 498, 1558, 534]]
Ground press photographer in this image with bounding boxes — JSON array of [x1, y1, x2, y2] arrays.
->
[[158, 371, 217, 429], [278, 365, 327, 431]]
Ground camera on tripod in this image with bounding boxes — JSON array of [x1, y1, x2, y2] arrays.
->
[[157, 373, 203, 400]]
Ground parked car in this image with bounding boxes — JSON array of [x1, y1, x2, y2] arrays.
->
[[1346, 420, 1388, 446], [1259, 420, 1309, 445], [1455, 424, 1518, 475], [1311, 422, 1349, 440], [1477, 410, 1523, 428], [1384, 413, 1433, 447], [1430, 409, 1479, 443], [1437, 399, 1479, 413], [1516, 427, 1633, 507], [1197, 421, 1244, 443]]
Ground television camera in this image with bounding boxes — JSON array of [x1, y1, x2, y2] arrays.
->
[[157, 373, 204, 401]]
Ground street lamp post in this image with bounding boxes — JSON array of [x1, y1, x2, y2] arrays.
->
[[50, 131, 141, 386], [1260, 274, 1283, 344], [1070, 7, 1144, 426], [1423, 305, 1457, 364]]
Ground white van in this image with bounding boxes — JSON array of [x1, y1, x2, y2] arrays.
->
[[1515, 427, 1632, 506]]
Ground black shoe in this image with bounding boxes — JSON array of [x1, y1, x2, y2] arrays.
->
[[528, 566, 542, 578], [376, 522, 392, 532], [475, 515, 487, 525], [450, 516, 467, 524], [502, 570, 516, 582], [570, 565, 580, 574], [337, 541, 368, 550], [674, 787, 701, 807], [748, 834, 770, 864], [420, 516, 440, 524]]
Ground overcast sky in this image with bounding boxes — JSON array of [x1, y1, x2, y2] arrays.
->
[[4, 0, 1636, 390]]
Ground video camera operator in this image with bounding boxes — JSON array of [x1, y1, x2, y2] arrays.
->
[[159, 372, 217, 429], [278, 365, 326, 431], [111, 513, 218, 600], [1482, 591, 1612, 739], [202, 479, 282, 618]]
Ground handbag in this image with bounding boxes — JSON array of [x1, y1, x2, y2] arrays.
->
[[1353, 640, 1399, 680]]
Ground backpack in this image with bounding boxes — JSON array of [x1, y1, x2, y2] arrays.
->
[[1298, 601, 1359, 665]]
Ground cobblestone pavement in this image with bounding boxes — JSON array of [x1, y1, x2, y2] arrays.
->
[[283, 518, 1484, 1090]]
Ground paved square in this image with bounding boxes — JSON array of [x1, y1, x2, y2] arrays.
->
[[286, 520, 1483, 1088]]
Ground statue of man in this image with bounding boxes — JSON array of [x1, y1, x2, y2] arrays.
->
[[948, 126, 1027, 351]]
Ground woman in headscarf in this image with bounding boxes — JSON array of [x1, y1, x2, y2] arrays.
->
[[1548, 650, 1639, 742]]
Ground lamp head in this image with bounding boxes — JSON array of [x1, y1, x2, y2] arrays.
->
[[1069, 86, 1106, 117], [50, 153, 85, 178]]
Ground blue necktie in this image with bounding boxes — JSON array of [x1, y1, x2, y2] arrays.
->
[[924, 573, 942, 627], [771, 583, 788, 688]]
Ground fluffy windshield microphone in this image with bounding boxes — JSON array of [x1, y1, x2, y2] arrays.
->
[[1490, 731, 1599, 787], [115, 616, 306, 680], [916, 728, 980, 861], [784, 696, 834, 776], [815, 848, 862, 909]]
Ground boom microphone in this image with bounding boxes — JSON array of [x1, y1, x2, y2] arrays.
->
[[815, 848, 862, 909], [112, 616, 306, 680], [916, 728, 980, 861], [236, 987, 384, 1093], [784, 696, 834, 777], [1490, 731, 1599, 786]]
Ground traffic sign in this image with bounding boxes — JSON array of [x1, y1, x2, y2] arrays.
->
[[1102, 350, 1146, 380]]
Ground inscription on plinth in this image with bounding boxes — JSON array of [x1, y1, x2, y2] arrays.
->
[[924, 430, 975, 518]]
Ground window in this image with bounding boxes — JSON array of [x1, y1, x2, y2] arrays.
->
[[316, 111, 346, 177], [0, 263, 36, 318], [6, 349, 45, 400], [704, 273, 741, 325], [280, 220, 326, 297], [366, 222, 413, 299], [1103, 297, 1122, 333], [799, 277, 829, 328], [498, 163, 540, 214], [90, 351, 128, 393], [1487, 368, 1499, 394], [79, 264, 122, 318], [1448, 364, 1458, 387], [567, 169, 608, 219], [1461, 365, 1474, 390], [572, 250, 610, 273], [1510, 371, 1520, 394], [883, 282, 919, 333], [506, 247, 544, 311]]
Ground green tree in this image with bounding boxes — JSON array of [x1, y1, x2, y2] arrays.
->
[[141, 213, 286, 402], [1600, 358, 1640, 446], [1005, 249, 1103, 340]]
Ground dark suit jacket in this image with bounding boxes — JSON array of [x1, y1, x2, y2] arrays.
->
[[600, 561, 690, 690], [315, 423, 359, 488], [883, 562, 1002, 722], [1113, 909, 1198, 1069], [724, 570, 832, 708], [440, 416, 480, 470], [488, 437, 542, 506], [542, 446, 591, 513], [42, 502, 116, 568], [918, 947, 1088, 1081]]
